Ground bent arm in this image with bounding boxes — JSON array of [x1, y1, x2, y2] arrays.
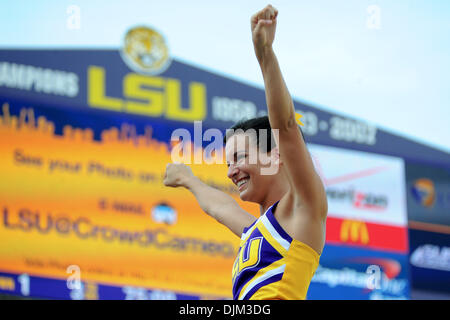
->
[[184, 176, 256, 237]]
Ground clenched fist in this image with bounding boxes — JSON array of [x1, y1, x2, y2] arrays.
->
[[251, 4, 278, 59], [163, 162, 194, 188]]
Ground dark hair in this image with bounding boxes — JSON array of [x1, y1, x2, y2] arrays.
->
[[223, 116, 305, 153]]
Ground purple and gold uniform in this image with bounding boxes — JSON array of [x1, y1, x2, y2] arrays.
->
[[232, 201, 320, 300]]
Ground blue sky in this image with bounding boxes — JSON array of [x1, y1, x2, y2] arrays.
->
[[1, 0, 449, 153]]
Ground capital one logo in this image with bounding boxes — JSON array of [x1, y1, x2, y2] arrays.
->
[[340, 220, 369, 245]]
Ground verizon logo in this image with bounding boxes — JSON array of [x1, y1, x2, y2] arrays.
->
[[326, 187, 388, 210]]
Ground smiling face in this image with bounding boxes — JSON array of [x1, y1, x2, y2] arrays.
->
[[225, 132, 278, 203]]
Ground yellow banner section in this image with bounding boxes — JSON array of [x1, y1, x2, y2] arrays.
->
[[0, 103, 258, 298]]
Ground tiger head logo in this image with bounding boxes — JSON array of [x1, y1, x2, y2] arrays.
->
[[120, 26, 171, 75]]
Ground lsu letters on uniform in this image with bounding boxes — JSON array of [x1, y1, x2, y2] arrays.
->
[[232, 201, 320, 300]]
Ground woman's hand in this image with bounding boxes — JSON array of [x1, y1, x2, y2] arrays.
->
[[251, 4, 278, 61], [163, 162, 195, 188]]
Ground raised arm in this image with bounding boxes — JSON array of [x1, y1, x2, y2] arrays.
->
[[251, 5, 327, 218], [163, 163, 256, 237]]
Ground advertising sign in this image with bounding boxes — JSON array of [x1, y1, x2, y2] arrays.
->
[[406, 162, 450, 227], [309, 144, 408, 227], [408, 229, 450, 293], [308, 244, 410, 300], [325, 217, 408, 253]]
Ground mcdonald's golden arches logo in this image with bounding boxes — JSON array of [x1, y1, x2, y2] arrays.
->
[[340, 220, 369, 245]]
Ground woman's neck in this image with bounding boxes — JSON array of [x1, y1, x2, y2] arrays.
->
[[259, 174, 290, 216]]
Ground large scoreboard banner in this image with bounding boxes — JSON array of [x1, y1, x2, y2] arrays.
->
[[0, 99, 410, 299], [3, 26, 445, 299]]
